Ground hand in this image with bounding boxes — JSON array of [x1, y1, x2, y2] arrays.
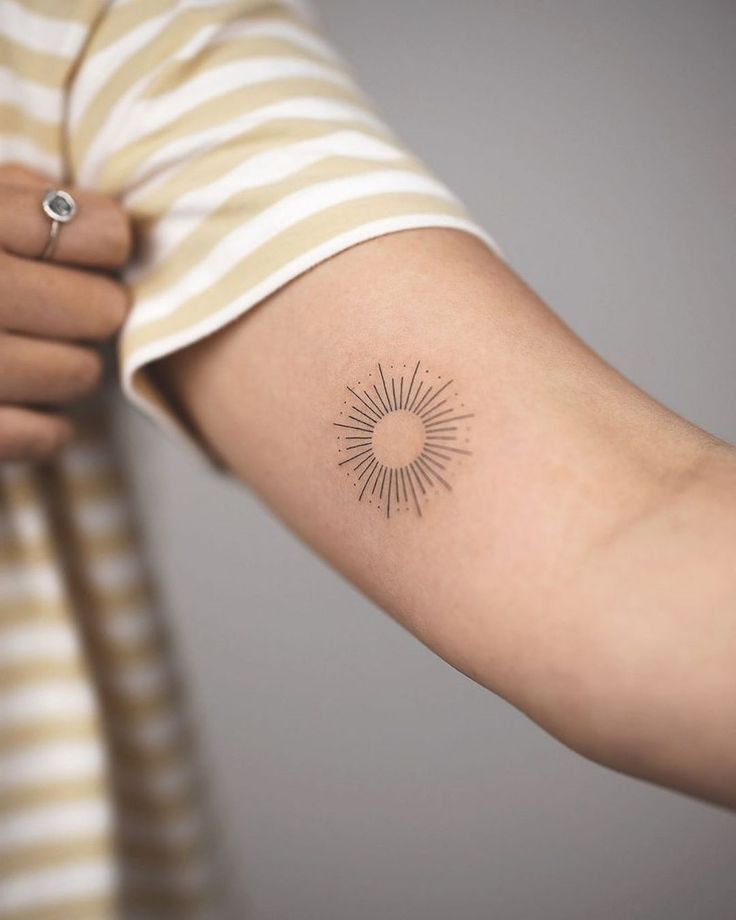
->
[[0, 163, 133, 462]]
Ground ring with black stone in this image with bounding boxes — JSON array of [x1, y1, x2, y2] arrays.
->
[[39, 188, 77, 261]]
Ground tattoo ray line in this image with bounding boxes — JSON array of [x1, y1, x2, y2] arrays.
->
[[408, 380, 424, 412], [404, 361, 420, 410], [423, 445, 453, 462], [353, 453, 375, 472], [425, 414, 474, 428], [363, 389, 385, 417], [372, 464, 384, 495], [424, 444, 472, 456], [378, 364, 393, 413], [409, 462, 426, 495], [421, 451, 447, 470], [414, 459, 434, 489], [348, 415, 374, 428], [359, 461, 378, 499], [348, 387, 382, 421], [417, 455, 452, 491], [334, 423, 373, 433], [406, 465, 421, 515], [420, 398, 448, 419], [400, 467, 408, 504], [414, 385, 435, 415], [373, 383, 390, 414], [350, 404, 379, 425], [379, 466, 388, 500], [419, 379, 453, 416], [387, 470, 392, 518], [339, 448, 372, 466], [422, 407, 453, 425]]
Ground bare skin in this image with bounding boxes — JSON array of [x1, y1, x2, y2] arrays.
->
[[152, 228, 736, 810], [0, 163, 132, 461]]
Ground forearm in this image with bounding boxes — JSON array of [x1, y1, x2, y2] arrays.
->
[[154, 228, 736, 807]]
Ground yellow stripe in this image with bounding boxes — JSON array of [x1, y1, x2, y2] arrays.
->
[[124, 117, 394, 216], [0, 776, 109, 815], [124, 191, 465, 357], [17, 0, 104, 23], [71, 1, 249, 168], [144, 34, 339, 99], [0, 34, 72, 87], [0, 657, 87, 687], [0, 598, 74, 626], [2, 897, 118, 920], [0, 104, 59, 153], [0, 536, 56, 567], [78, 0, 178, 53], [96, 76, 368, 193], [132, 152, 421, 300], [0, 718, 97, 753], [0, 836, 114, 878]]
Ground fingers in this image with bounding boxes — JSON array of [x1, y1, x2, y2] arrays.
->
[[0, 332, 104, 406], [0, 162, 133, 269], [0, 405, 74, 462], [0, 249, 130, 341]]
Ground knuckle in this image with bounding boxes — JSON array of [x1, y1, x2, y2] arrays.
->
[[0, 409, 71, 462], [67, 348, 103, 396], [95, 280, 130, 336], [33, 417, 72, 458], [0, 161, 46, 187], [102, 199, 134, 266]]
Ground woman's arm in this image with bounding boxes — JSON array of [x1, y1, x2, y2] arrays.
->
[[153, 227, 736, 809]]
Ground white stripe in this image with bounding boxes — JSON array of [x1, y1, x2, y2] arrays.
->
[[126, 129, 409, 264], [68, 11, 174, 130], [82, 55, 352, 183], [0, 560, 65, 604], [0, 625, 78, 665], [0, 502, 46, 543], [140, 56, 351, 130], [0, 0, 87, 57], [0, 66, 61, 123], [0, 740, 105, 790], [0, 859, 117, 914], [123, 215, 499, 443], [0, 798, 111, 851], [127, 169, 458, 328], [0, 681, 95, 729], [72, 0, 250, 132], [0, 134, 60, 177], [100, 95, 383, 190]]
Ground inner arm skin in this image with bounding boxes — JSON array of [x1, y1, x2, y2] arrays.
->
[[153, 229, 736, 809]]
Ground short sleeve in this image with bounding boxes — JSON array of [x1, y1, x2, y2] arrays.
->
[[67, 0, 500, 470]]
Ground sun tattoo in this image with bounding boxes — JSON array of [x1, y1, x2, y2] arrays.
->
[[333, 361, 474, 518]]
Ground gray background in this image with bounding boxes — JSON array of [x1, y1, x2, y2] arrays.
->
[[115, 1, 736, 917]]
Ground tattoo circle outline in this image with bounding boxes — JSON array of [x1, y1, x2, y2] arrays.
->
[[334, 361, 474, 518]]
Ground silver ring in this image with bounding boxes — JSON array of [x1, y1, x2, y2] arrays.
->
[[39, 188, 77, 261]]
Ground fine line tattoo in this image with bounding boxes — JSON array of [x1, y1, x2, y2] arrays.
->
[[333, 361, 474, 518]]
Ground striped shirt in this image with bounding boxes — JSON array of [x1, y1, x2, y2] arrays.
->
[[0, 0, 494, 916]]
